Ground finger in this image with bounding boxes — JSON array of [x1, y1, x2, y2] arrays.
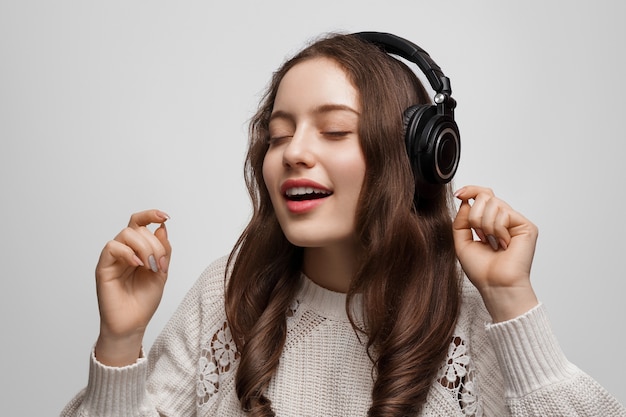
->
[[478, 196, 504, 248], [452, 199, 475, 247], [493, 208, 512, 250], [466, 192, 489, 229], [136, 226, 169, 273], [115, 227, 164, 273], [99, 239, 144, 269], [456, 185, 538, 249], [475, 195, 515, 250], [506, 208, 539, 242], [465, 192, 496, 244], [128, 209, 170, 228], [154, 223, 172, 273], [454, 185, 494, 202], [154, 222, 171, 254], [456, 186, 503, 248], [470, 227, 486, 244]]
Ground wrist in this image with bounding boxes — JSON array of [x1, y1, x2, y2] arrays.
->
[[95, 332, 144, 367], [478, 285, 539, 323]]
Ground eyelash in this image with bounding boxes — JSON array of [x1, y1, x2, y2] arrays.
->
[[267, 130, 352, 145], [267, 135, 291, 146], [322, 131, 351, 138]]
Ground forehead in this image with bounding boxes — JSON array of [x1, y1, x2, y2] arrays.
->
[[273, 57, 360, 112]]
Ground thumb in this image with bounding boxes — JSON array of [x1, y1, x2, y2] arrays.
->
[[154, 222, 172, 271], [452, 199, 474, 250]]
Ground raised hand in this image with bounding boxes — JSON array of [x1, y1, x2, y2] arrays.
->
[[452, 186, 539, 322], [94, 209, 172, 366]]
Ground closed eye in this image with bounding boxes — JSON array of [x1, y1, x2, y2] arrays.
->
[[268, 135, 292, 146], [322, 131, 352, 139]]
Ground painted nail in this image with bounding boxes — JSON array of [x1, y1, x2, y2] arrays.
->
[[148, 255, 159, 273], [487, 235, 499, 251], [475, 228, 487, 242], [133, 255, 144, 267], [499, 238, 508, 250]]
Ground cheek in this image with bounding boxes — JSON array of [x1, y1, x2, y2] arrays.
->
[[262, 151, 280, 195], [261, 153, 272, 187], [336, 154, 366, 197]]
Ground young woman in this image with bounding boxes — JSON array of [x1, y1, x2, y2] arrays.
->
[[61, 33, 626, 416]]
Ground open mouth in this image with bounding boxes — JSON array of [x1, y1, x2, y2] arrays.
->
[[284, 187, 333, 201]]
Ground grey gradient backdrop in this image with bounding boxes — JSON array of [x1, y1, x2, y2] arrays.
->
[[1, 1, 625, 414]]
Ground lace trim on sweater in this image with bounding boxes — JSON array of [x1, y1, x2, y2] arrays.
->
[[436, 336, 482, 416], [197, 321, 239, 406]]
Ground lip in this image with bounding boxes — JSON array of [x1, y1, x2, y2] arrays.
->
[[280, 178, 332, 214], [280, 178, 332, 195]]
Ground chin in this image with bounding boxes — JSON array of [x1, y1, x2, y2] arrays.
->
[[281, 228, 355, 251], [282, 234, 323, 248]]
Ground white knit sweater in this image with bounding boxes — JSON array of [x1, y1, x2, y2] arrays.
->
[[61, 256, 626, 416]]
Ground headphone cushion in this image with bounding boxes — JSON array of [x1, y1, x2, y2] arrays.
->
[[403, 104, 437, 177], [403, 105, 460, 184]]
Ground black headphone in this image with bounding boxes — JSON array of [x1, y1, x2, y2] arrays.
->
[[354, 31, 460, 185]]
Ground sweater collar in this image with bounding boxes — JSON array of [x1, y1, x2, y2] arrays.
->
[[297, 274, 362, 322]]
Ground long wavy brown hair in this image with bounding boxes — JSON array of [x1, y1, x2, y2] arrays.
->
[[225, 32, 461, 416]]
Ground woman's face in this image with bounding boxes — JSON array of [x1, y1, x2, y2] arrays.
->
[[262, 57, 366, 251]]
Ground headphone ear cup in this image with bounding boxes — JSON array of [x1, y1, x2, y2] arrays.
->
[[404, 105, 460, 184], [404, 104, 437, 183]]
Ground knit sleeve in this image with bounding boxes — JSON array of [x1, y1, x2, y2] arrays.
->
[[59, 350, 157, 417], [59, 256, 230, 417], [485, 303, 626, 416]]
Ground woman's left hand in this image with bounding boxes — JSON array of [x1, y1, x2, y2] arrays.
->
[[453, 185, 539, 322]]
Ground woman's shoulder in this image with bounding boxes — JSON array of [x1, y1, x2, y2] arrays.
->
[[169, 255, 231, 324], [195, 254, 230, 290]]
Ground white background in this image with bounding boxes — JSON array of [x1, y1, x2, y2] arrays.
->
[[1, 1, 625, 414]]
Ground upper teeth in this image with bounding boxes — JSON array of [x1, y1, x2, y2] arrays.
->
[[285, 187, 331, 197]]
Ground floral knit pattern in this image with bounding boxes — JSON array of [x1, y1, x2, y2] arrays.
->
[[196, 301, 304, 408], [195, 304, 481, 415], [197, 321, 240, 407], [437, 336, 482, 416]]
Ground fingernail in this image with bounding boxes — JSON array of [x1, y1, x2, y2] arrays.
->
[[475, 228, 487, 242], [499, 238, 508, 250], [454, 188, 464, 198], [159, 256, 168, 273], [157, 211, 170, 221], [487, 235, 499, 251], [148, 255, 158, 273], [133, 255, 144, 267]]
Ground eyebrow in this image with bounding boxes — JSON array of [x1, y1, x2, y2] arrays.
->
[[269, 103, 360, 122]]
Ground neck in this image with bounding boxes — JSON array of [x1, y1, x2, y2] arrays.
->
[[302, 242, 360, 293]]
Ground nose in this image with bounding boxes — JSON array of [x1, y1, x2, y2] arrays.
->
[[282, 127, 316, 169]]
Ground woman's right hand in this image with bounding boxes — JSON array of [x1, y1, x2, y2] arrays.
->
[[94, 209, 172, 366]]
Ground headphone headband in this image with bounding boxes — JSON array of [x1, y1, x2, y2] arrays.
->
[[353, 31, 452, 95]]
